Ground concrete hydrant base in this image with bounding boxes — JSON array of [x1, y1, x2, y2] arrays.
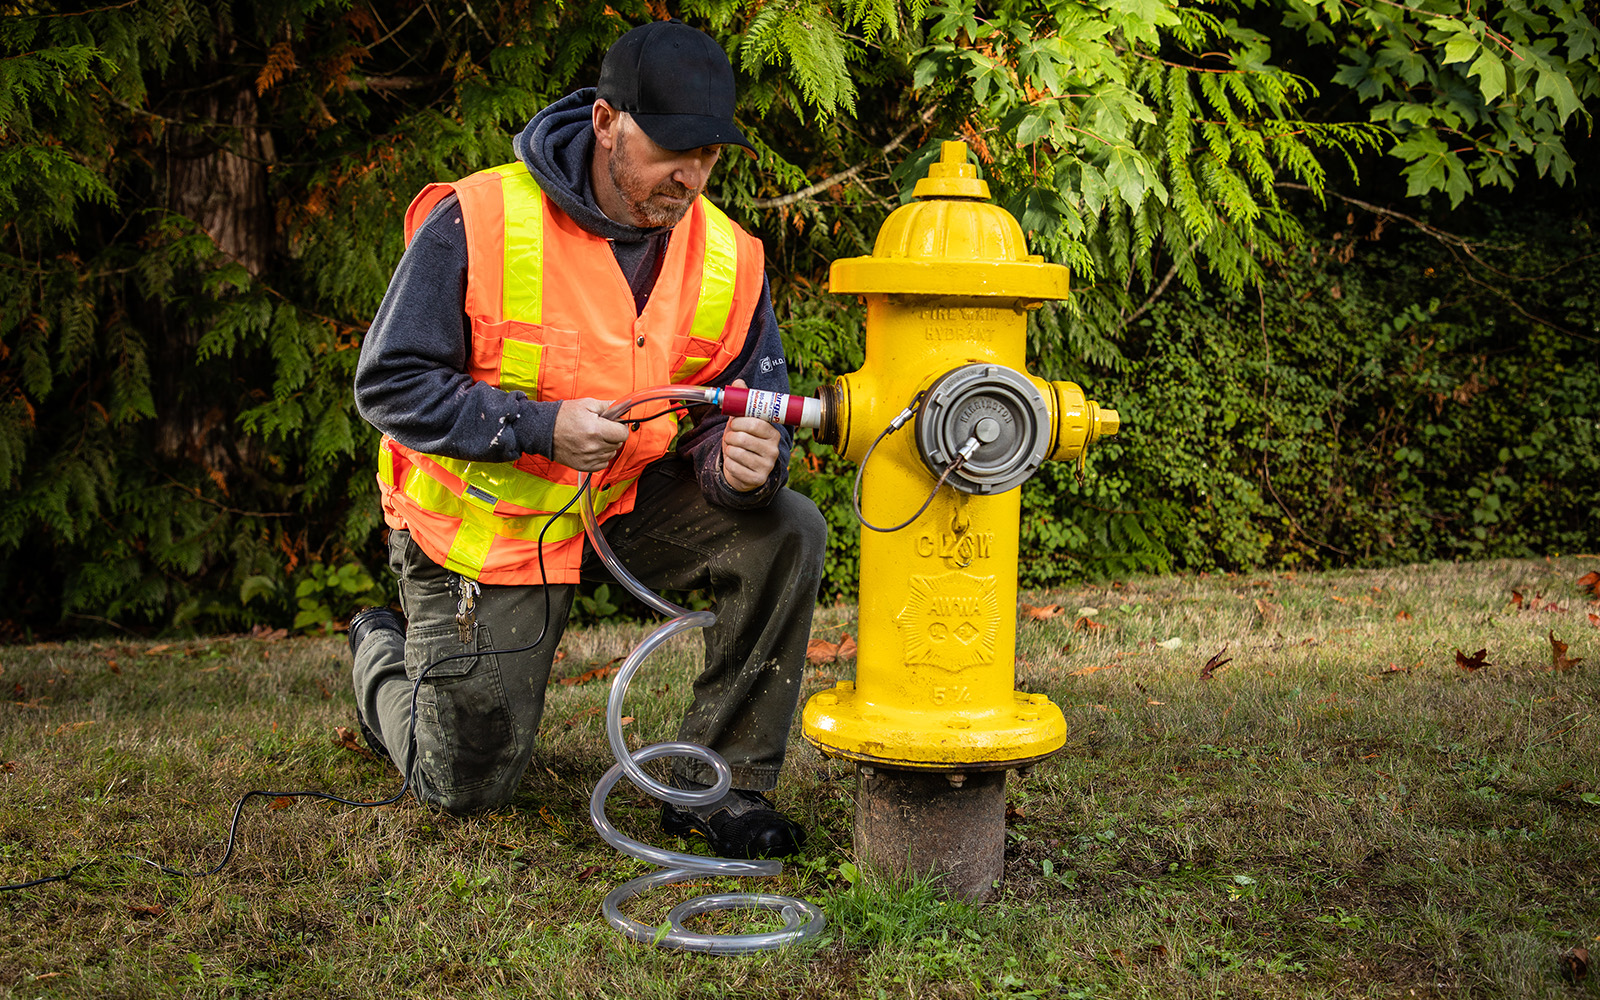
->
[[852, 764, 1007, 901]]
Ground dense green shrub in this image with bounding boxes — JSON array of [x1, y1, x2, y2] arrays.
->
[[1016, 198, 1600, 582]]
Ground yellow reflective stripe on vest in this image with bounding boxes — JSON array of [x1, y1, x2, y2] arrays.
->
[[428, 455, 633, 517], [378, 446, 396, 488], [690, 200, 739, 343], [671, 357, 712, 382], [496, 164, 544, 325], [500, 339, 542, 394], [402, 465, 633, 577]]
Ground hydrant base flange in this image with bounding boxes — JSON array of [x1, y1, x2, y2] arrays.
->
[[802, 681, 1067, 769], [853, 764, 1007, 902], [804, 736, 1058, 773]]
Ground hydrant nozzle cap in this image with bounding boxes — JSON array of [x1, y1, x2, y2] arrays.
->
[[913, 141, 991, 201]]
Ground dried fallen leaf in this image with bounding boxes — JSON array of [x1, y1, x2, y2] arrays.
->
[[1395, 611, 1412, 622], [0, 760, 15, 773], [1199, 647, 1232, 681], [1551, 631, 1584, 672], [1455, 648, 1489, 671], [558, 658, 623, 686], [575, 865, 601, 882], [1020, 602, 1065, 621], [1254, 598, 1281, 623], [1589, 612, 1600, 628], [1068, 664, 1114, 677], [128, 904, 165, 918], [268, 796, 295, 811], [1512, 590, 1526, 609], [1562, 946, 1589, 981], [805, 633, 857, 664], [1155, 637, 1183, 651], [332, 726, 365, 753], [1578, 572, 1600, 597], [1005, 802, 1026, 821], [1073, 617, 1104, 632]]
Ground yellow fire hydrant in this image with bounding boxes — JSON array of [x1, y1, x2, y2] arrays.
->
[[805, 141, 1119, 898]]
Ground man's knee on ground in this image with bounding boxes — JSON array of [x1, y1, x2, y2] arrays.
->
[[419, 778, 520, 816]]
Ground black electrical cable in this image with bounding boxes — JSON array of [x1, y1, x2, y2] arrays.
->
[[849, 391, 976, 533], [2, 396, 710, 892], [0, 478, 594, 893]]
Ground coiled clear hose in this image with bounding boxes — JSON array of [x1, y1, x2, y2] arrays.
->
[[580, 386, 826, 954]]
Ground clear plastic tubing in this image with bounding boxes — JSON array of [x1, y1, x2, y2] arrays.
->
[[581, 385, 826, 954]]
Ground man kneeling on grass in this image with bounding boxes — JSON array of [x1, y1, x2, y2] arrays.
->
[[347, 19, 824, 860]]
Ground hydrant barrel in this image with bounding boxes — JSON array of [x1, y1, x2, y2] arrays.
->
[[805, 140, 1120, 897], [803, 141, 1118, 773]]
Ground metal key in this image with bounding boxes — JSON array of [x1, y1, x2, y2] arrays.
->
[[455, 578, 480, 644]]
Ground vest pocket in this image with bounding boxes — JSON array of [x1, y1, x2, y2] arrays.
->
[[669, 335, 723, 384], [471, 319, 581, 403]]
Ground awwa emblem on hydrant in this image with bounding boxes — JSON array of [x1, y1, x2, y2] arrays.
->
[[895, 571, 998, 669]]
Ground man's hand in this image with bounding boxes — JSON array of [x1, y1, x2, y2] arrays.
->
[[720, 380, 781, 492], [553, 399, 629, 472]]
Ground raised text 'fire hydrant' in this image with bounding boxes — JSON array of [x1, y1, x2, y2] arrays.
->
[[805, 141, 1120, 899]]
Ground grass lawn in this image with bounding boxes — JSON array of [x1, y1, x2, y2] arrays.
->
[[2, 556, 1598, 999]]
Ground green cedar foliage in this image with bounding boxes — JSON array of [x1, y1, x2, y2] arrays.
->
[[0, 1, 624, 634]]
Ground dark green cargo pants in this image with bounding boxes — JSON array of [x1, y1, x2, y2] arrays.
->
[[351, 459, 827, 814]]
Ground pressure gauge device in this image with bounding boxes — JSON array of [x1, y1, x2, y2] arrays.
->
[[915, 363, 1051, 495]]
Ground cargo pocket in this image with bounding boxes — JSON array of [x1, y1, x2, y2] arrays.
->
[[669, 335, 723, 384], [404, 621, 516, 800], [470, 319, 580, 403]]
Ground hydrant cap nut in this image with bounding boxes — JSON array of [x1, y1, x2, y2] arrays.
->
[[913, 141, 991, 200]]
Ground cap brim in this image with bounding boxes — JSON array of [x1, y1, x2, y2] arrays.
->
[[631, 112, 754, 152]]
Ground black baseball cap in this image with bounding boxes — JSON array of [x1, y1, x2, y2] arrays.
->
[[597, 19, 754, 152]]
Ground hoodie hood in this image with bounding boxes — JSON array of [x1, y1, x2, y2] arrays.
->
[[515, 87, 666, 244]]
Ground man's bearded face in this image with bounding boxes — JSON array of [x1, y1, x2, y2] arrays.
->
[[607, 120, 721, 229]]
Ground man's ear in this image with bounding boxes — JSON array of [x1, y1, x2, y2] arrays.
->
[[592, 99, 620, 152]]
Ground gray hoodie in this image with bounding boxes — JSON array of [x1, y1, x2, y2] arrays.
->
[[354, 88, 791, 509]]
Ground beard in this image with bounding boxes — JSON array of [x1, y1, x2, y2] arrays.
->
[[608, 128, 698, 229]]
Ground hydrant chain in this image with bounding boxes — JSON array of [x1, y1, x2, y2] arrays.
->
[[851, 394, 976, 534]]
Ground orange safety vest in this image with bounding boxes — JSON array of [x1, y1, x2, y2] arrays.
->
[[375, 162, 765, 585]]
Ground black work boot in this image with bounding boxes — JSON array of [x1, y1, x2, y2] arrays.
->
[[661, 788, 806, 859], [346, 607, 404, 761]]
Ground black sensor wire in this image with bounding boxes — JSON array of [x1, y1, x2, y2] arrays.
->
[[0, 400, 702, 892], [0, 446, 623, 892]]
